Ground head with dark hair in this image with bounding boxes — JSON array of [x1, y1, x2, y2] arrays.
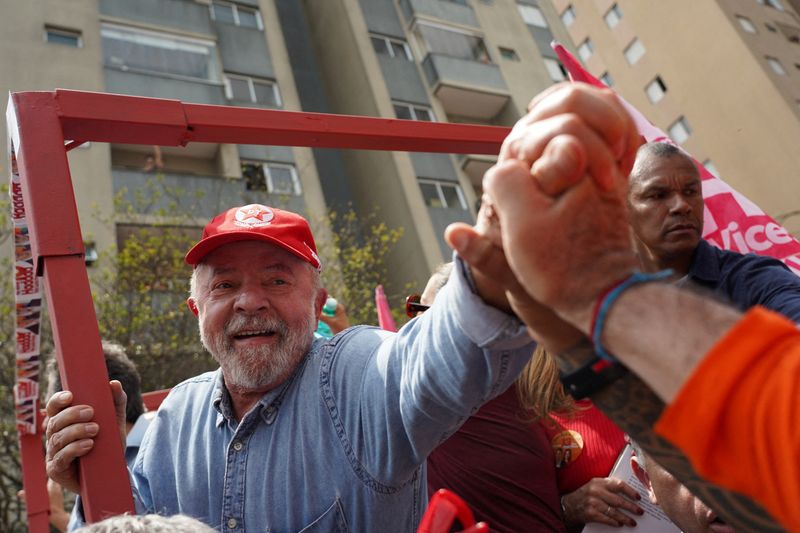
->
[[47, 342, 145, 425], [627, 142, 704, 275]]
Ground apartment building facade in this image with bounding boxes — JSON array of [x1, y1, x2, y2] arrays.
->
[[1, 0, 573, 295], [545, 0, 800, 235]]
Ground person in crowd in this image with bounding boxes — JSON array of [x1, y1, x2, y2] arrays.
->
[[21, 343, 149, 533], [445, 82, 798, 531], [550, 138, 800, 530], [422, 263, 566, 533], [74, 513, 215, 533], [630, 442, 736, 533], [44, 204, 538, 532], [423, 264, 642, 532], [540, 386, 638, 531], [628, 141, 800, 319]]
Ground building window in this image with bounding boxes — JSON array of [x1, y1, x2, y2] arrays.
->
[[101, 24, 220, 82], [600, 71, 614, 87], [224, 74, 281, 106], [766, 56, 787, 75], [561, 5, 576, 27], [45, 26, 83, 47], [604, 4, 623, 29], [766, 23, 778, 32], [499, 47, 520, 61], [518, 4, 549, 28], [623, 38, 645, 65], [210, 1, 263, 29], [393, 101, 435, 121], [543, 57, 567, 81], [668, 116, 692, 144], [736, 15, 757, 33], [370, 34, 413, 60], [418, 179, 468, 209], [578, 38, 593, 62], [702, 159, 720, 177], [645, 76, 667, 103], [415, 23, 491, 63], [241, 161, 302, 195]]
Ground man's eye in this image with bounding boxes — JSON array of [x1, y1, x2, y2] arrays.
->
[[272, 279, 287, 286], [213, 282, 232, 290]]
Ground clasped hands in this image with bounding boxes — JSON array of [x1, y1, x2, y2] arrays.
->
[[446, 82, 642, 346]]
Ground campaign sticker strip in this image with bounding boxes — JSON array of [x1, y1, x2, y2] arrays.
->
[[10, 151, 43, 435]]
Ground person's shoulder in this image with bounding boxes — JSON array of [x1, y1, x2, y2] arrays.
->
[[708, 241, 793, 275]]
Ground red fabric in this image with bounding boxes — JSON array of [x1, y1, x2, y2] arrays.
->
[[427, 385, 566, 533], [543, 400, 626, 494], [656, 307, 800, 532], [185, 204, 320, 268]]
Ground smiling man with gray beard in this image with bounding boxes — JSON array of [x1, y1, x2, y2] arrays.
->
[[44, 203, 538, 532]]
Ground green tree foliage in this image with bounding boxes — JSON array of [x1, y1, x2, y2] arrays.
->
[[312, 209, 410, 329]]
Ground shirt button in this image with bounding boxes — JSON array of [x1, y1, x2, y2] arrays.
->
[[227, 517, 237, 529], [232, 441, 243, 451]]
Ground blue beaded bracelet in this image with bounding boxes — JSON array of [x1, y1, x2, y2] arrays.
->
[[591, 270, 673, 362]]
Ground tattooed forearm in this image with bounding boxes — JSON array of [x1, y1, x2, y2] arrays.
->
[[556, 340, 785, 532]]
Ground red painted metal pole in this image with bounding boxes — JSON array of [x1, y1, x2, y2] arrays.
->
[[8, 92, 134, 522], [18, 404, 49, 533], [52, 89, 510, 154]]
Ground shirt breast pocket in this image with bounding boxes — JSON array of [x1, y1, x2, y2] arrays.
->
[[296, 499, 349, 533]]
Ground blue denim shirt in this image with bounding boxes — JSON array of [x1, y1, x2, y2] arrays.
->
[[127, 260, 533, 532], [689, 240, 800, 322]]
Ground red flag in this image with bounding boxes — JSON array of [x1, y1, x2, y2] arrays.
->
[[552, 42, 800, 275]]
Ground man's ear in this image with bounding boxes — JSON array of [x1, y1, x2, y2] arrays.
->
[[315, 288, 328, 318], [187, 298, 199, 317]]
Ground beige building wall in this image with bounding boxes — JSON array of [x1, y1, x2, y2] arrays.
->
[[547, 0, 800, 234], [299, 0, 445, 289], [474, 0, 566, 121], [1, 0, 115, 262]]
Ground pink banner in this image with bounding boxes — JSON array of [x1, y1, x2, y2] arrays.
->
[[375, 285, 398, 332], [552, 43, 800, 275]]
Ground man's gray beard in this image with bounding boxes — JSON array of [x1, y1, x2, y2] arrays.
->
[[200, 310, 315, 391]]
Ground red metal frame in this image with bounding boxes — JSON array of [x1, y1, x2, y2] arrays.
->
[[7, 89, 510, 530]]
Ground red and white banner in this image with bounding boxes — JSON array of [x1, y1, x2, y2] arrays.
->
[[553, 43, 800, 275], [10, 152, 41, 435]]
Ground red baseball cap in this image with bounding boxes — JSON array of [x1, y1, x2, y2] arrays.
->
[[185, 204, 321, 269]]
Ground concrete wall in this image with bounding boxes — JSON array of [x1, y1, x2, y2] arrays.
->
[[1, 0, 115, 263], [301, 0, 445, 292]]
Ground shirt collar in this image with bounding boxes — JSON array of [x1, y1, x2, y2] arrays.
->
[[210, 341, 319, 428], [687, 239, 721, 283]]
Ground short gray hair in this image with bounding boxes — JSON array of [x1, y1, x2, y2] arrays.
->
[[630, 142, 697, 184], [74, 513, 216, 533]]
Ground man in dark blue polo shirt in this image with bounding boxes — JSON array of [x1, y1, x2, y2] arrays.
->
[[627, 141, 800, 321]]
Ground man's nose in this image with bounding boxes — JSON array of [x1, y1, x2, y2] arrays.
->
[[233, 286, 269, 313], [669, 194, 692, 214]]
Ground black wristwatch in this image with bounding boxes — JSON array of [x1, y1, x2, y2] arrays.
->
[[559, 357, 628, 400]]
